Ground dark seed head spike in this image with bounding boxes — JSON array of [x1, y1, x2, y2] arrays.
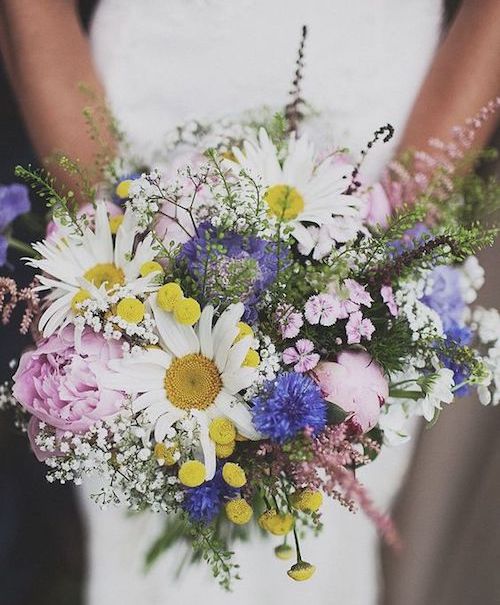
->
[[285, 25, 308, 135]]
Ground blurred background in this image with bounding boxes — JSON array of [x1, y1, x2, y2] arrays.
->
[[0, 1, 498, 604]]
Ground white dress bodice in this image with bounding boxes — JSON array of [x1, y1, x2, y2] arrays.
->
[[82, 2, 443, 604]]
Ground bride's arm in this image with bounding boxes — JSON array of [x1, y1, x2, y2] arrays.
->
[[0, 0, 111, 190], [399, 0, 500, 153]]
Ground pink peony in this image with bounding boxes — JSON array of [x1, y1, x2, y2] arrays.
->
[[13, 326, 126, 434], [313, 351, 388, 433]]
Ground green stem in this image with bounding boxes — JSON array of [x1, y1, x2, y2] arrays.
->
[[388, 388, 423, 400], [7, 237, 36, 257], [292, 526, 302, 562]]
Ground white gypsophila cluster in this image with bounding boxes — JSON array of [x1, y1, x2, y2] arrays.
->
[[39, 413, 182, 512], [459, 256, 485, 304], [72, 293, 159, 345], [244, 334, 282, 400], [472, 307, 500, 345], [0, 382, 16, 411], [395, 278, 444, 342], [208, 174, 275, 239], [128, 170, 165, 227]]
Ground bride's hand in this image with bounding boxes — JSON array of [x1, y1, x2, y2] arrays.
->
[[399, 0, 500, 156], [0, 0, 113, 201]]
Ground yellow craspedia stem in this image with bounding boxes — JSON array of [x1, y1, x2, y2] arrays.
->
[[140, 260, 163, 277], [243, 349, 260, 368], [115, 179, 133, 199], [178, 460, 206, 487], [209, 417, 236, 445], [265, 184, 305, 221], [157, 282, 184, 311], [287, 561, 316, 582], [215, 441, 235, 458], [173, 297, 201, 325], [116, 297, 145, 324], [275, 544, 294, 561], [153, 442, 178, 466], [259, 510, 294, 536], [290, 489, 323, 513], [222, 462, 247, 488], [225, 499, 253, 525], [71, 289, 91, 314], [108, 215, 124, 235], [235, 321, 253, 342]]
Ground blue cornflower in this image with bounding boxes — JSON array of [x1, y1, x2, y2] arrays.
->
[[251, 372, 327, 443], [0, 184, 31, 267], [182, 467, 238, 523], [180, 222, 286, 323]]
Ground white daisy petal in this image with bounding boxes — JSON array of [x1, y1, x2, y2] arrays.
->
[[150, 297, 199, 357], [214, 391, 259, 440], [154, 410, 183, 442], [132, 389, 167, 413], [192, 411, 216, 480], [198, 305, 214, 358]]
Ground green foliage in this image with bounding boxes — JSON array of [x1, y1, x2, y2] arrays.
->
[[14, 164, 83, 235]]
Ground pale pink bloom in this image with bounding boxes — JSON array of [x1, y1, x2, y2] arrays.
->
[[344, 279, 372, 307], [282, 339, 320, 373], [305, 294, 339, 326], [13, 326, 126, 435], [345, 311, 375, 344], [277, 305, 304, 339], [46, 201, 122, 241], [381, 284, 398, 316], [313, 351, 389, 433], [335, 297, 360, 319], [361, 182, 392, 227]]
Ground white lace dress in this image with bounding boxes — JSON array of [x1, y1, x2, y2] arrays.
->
[[81, 2, 443, 603]]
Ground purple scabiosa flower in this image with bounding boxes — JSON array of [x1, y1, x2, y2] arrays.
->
[[251, 372, 327, 443], [0, 184, 31, 266], [179, 222, 286, 323], [390, 223, 429, 254], [182, 467, 238, 523]]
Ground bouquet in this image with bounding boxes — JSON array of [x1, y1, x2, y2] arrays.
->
[[2, 76, 500, 588]]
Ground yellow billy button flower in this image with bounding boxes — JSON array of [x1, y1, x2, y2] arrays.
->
[[71, 288, 91, 314], [115, 179, 133, 199], [139, 261, 163, 277], [209, 417, 236, 445], [108, 215, 124, 235], [243, 349, 260, 368], [259, 510, 294, 536], [287, 561, 316, 582], [275, 544, 294, 561], [153, 442, 178, 466], [290, 489, 323, 513], [225, 498, 253, 525], [173, 297, 201, 325], [215, 441, 235, 459], [235, 321, 254, 342], [116, 297, 145, 324], [157, 282, 184, 312], [222, 462, 246, 488], [178, 460, 206, 487]]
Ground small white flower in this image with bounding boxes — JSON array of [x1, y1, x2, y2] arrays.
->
[[418, 368, 455, 421]]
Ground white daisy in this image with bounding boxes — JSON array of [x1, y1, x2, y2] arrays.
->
[[101, 299, 260, 479], [224, 128, 363, 249], [28, 202, 159, 337]]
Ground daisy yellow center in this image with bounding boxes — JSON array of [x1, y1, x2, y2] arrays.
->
[[83, 263, 125, 290], [265, 184, 305, 221], [164, 353, 222, 411]]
